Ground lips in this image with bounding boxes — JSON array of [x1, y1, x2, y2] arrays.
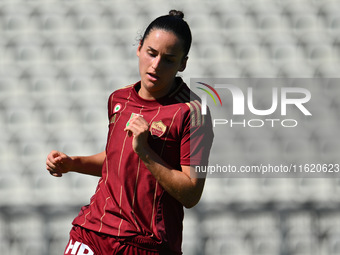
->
[[147, 72, 160, 81]]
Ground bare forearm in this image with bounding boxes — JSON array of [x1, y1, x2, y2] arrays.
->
[[138, 148, 205, 208], [70, 151, 106, 177]]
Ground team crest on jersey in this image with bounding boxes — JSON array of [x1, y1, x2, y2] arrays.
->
[[150, 121, 167, 138]]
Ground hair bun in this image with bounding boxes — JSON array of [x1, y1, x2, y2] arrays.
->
[[169, 10, 184, 19]]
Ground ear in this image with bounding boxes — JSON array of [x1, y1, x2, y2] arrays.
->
[[136, 41, 142, 57], [178, 56, 188, 72]]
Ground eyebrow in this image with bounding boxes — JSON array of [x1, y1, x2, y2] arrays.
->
[[147, 46, 177, 57]]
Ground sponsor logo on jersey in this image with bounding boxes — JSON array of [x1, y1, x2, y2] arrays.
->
[[65, 239, 94, 255], [150, 120, 167, 138]]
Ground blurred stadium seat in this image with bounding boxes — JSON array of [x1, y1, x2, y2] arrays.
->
[[1, 1, 340, 254]]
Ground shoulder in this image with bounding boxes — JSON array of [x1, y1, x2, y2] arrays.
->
[[109, 83, 135, 99], [170, 79, 205, 127], [107, 83, 136, 114]]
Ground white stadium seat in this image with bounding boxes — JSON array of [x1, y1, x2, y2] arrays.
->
[[0, 1, 340, 254]]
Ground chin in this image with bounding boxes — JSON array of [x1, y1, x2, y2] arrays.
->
[[143, 79, 160, 89]]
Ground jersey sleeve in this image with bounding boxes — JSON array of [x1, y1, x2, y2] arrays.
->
[[180, 100, 214, 166], [107, 92, 114, 121]]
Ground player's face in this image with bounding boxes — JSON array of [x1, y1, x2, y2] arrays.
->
[[137, 29, 187, 99]]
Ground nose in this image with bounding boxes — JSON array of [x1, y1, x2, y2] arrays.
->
[[152, 56, 161, 70]]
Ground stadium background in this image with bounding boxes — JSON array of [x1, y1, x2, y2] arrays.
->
[[1, 0, 340, 254]]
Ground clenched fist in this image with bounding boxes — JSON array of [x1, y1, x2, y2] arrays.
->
[[46, 150, 74, 177]]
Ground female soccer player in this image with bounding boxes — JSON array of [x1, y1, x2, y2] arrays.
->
[[46, 10, 213, 255]]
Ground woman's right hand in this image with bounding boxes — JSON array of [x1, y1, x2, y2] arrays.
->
[[46, 150, 74, 177]]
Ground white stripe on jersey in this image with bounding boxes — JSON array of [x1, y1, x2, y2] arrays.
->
[[98, 196, 111, 233]]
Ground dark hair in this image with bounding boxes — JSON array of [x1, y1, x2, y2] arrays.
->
[[140, 10, 192, 57]]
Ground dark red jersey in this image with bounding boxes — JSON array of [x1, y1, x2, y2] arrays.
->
[[72, 78, 214, 254]]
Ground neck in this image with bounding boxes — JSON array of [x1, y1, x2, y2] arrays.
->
[[138, 79, 177, 100]]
